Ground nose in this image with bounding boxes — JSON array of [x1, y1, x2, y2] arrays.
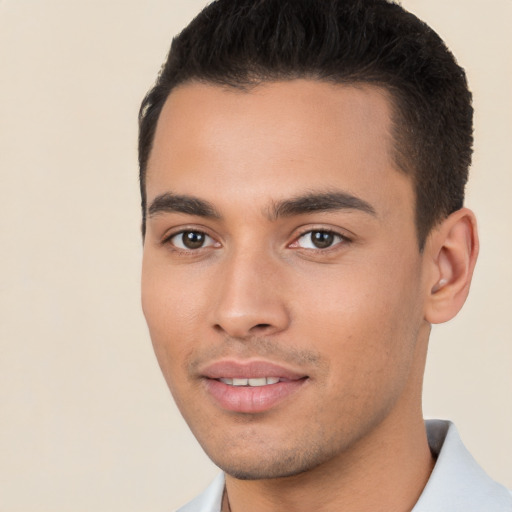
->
[[210, 248, 290, 339]]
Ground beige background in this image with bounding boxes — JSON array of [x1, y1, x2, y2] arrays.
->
[[0, 1, 510, 510]]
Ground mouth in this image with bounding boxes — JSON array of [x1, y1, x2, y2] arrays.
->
[[219, 377, 284, 386], [200, 360, 309, 413]]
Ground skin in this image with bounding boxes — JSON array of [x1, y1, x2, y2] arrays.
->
[[141, 80, 478, 511]]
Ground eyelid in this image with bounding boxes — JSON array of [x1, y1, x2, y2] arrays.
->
[[161, 226, 221, 250], [288, 227, 352, 250]]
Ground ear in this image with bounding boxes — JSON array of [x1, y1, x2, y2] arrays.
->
[[423, 208, 479, 324]]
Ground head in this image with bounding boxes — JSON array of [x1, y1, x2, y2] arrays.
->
[[139, 0, 478, 482], [139, 0, 473, 248]]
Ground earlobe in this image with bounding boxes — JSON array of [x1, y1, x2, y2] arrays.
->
[[424, 208, 479, 324]]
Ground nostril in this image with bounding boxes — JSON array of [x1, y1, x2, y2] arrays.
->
[[213, 322, 274, 338], [252, 323, 272, 331]]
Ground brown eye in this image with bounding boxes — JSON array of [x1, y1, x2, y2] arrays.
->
[[295, 230, 344, 249], [169, 230, 216, 250], [311, 231, 335, 248]]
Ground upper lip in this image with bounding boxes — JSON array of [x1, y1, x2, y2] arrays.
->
[[200, 359, 307, 380]]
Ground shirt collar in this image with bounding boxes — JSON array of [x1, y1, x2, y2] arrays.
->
[[412, 419, 511, 511]]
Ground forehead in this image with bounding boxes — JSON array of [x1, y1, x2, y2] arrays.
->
[[146, 80, 412, 217]]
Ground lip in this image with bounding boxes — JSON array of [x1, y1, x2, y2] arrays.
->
[[201, 360, 306, 380], [200, 359, 308, 413]]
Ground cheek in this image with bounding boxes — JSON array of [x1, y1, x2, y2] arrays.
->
[[296, 252, 423, 381], [141, 259, 202, 383], [142, 251, 206, 329]]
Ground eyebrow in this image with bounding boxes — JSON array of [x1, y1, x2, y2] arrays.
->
[[148, 193, 220, 219], [147, 190, 376, 221], [268, 191, 376, 220]]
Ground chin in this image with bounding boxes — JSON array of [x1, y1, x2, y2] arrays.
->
[[207, 442, 335, 481], [217, 460, 314, 481]]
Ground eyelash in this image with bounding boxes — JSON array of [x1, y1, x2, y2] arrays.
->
[[162, 228, 351, 253], [162, 229, 219, 252], [290, 229, 351, 251]]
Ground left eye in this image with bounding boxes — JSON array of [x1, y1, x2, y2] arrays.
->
[[293, 230, 345, 249], [168, 230, 217, 250]]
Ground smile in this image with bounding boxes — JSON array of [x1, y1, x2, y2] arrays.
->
[[198, 359, 309, 413]]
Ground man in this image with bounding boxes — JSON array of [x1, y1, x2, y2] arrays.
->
[[138, 0, 512, 510]]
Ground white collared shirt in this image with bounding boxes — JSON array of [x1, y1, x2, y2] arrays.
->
[[177, 420, 512, 512]]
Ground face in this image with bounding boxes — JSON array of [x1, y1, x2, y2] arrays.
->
[[142, 80, 431, 479]]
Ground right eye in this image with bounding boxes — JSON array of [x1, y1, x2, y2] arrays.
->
[[167, 230, 218, 250]]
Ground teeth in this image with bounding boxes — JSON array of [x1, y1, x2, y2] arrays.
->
[[219, 377, 281, 387], [248, 378, 267, 387]]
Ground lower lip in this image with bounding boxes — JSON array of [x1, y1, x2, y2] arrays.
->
[[203, 378, 307, 413]]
